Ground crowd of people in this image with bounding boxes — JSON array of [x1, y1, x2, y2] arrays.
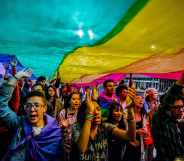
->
[[0, 66, 184, 161]]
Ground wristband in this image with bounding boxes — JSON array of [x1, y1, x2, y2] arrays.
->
[[85, 114, 94, 120], [86, 111, 94, 115]]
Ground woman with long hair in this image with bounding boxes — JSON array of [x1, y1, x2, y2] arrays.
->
[[58, 91, 81, 161], [107, 101, 127, 161], [45, 85, 63, 118], [71, 90, 136, 161]]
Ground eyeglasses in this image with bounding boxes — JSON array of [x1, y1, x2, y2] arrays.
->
[[171, 105, 184, 111], [24, 103, 45, 110]]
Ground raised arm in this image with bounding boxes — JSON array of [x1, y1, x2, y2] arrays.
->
[[112, 86, 137, 141], [0, 68, 32, 129], [0, 77, 20, 128], [76, 89, 95, 153], [111, 104, 136, 141]]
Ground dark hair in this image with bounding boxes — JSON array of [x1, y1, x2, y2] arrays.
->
[[107, 101, 121, 122], [119, 79, 125, 86], [162, 93, 183, 109], [64, 91, 81, 118], [32, 83, 44, 90], [26, 91, 46, 104], [107, 101, 126, 129], [45, 85, 58, 110], [116, 84, 128, 97], [37, 76, 46, 82], [46, 85, 57, 99], [103, 79, 114, 88], [159, 93, 166, 105], [64, 91, 80, 108]]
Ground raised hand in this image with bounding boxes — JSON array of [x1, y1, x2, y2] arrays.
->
[[137, 128, 148, 136], [10, 58, 17, 67], [59, 117, 69, 128], [86, 89, 95, 114]]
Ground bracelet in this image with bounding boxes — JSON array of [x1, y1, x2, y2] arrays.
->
[[127, 119, 136, 122], [80, 111, 94, 115], [86, 111, 94, 115], [85, 114, 94, 120], [85, 118, 93, 122]]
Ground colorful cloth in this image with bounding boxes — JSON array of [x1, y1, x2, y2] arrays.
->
[[98, 92, 117, 120], [4, 115, 62, 161]]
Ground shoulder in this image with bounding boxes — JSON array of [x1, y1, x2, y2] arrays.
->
[[102, 122, 116, 134]]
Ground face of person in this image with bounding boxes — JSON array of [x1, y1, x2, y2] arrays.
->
[[62, 86, 68, 94], [134, 95, 144, 109], [48, 87, 55, 97], [93, 102, 101, 126], [24, 96, 46, 127], [112, 107, 122, 122], [151, 91, 157, 99], [147, 90, 158, 100], [39, 80, 46, 86], [120, 89, 128, 99], [170, 99, 184, 120], [70, 93, 81, 110], [105, 82, 115, 96]]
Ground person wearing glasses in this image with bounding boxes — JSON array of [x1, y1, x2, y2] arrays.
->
[[152, 73, 184, 161], [0, 69, 62, 161]]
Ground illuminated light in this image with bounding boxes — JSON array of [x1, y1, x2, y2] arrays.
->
[[150, 44, 156, 50], [76, 29, 84, 38], [88, 29, 94, 40]]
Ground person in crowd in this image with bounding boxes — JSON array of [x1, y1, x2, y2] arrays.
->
[[32, 83, 45, 93], [144, 88, 159, 121], [98, 79, 117, 120], [60, 83, 73, 105], [0, 69, 62, 161], [116, 84, 132, 130], [152, 73, 184, 161], [18, 79, 32, 115], [123, 95, 153, 161], [21, 79, 32, 98], [31, 83, 55, 118], [116, 84, 128, 110], [46, 85, 63, 118], [58, 91, 81, 161], [107, 101, 127, 161], [36, 76, 47, 90], [0, 61, 22, 158], [71, 90, 137, 161]]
